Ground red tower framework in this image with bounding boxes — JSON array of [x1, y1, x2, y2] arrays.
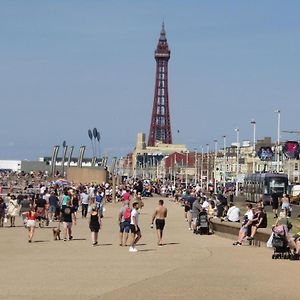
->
[[148, 23, 172, 146]]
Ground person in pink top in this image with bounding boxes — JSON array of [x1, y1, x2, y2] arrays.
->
[[122, 189, 131, 202]]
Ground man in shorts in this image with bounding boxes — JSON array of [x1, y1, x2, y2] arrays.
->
[[118, 201, 131, 246], [61, 200, 76, 241], [191, 197, 201, 233], [151, 199, 168, 246], [271, 192, 279, 219], [129, 202, 141, 252]]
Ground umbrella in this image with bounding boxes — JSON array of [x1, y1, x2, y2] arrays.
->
[[52, 179, 70, 187]]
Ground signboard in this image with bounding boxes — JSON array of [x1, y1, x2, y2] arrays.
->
[[257, 147, 274, 161], [283, 141, 300, 159]]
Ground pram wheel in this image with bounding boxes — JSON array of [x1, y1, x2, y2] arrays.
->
[[272, 254, 275, 259]]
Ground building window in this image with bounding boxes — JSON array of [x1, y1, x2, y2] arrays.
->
[[295, 163, 299, 171]]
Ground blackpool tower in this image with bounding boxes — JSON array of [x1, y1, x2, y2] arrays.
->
[[148, 23, 172, 146]]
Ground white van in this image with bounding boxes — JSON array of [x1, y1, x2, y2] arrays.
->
[[291, 185, 300, 204]]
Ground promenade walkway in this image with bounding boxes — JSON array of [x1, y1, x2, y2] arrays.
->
[[1, 196, 299, 300]]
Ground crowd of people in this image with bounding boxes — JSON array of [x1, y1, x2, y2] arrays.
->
[[0, 171, 169, 251], [1, 170, 300, 259]]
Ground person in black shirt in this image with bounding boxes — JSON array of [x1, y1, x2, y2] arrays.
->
[[61, 200, 76, 241], [248, 205, 267, 240], [271, 192, 279, 219], [35, 195, 47, 227], [0, 197, 6, 227], [89, 206, 102, 246]]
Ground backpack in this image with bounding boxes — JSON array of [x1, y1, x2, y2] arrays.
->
[[123, 207, 131, 222]]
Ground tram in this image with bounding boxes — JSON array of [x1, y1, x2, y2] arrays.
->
[[243, 173, 288, 203]]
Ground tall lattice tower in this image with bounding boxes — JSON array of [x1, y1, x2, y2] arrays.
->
[[148, 23, 172, 146]]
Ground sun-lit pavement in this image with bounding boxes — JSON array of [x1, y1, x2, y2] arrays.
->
[[1, 196, 300, 300]]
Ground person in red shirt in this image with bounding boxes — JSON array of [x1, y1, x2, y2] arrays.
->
[[22, 207, 37, 243]]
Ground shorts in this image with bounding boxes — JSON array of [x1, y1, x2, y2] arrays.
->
[[281, 203, 289, 210], [120, 221, 131, 233], [26, 220, 36, 228], [36, 207, 45, 218], [155, 219, 165, 231], [240, 225, 248, 233], [130, 224, 140, 234], [63, 222, 72, 229], [272, 200, 279, 210], [49, 206, 56, 213]]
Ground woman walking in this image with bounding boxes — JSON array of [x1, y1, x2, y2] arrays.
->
[[89, 206, 102, 246], [22, 207, 37, 243], [7, 195, 19, 227]]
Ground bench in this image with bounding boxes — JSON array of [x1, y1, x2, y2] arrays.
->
[[210, 218, 271, 247]]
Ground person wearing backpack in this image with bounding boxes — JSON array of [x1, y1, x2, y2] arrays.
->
[[118, 201, 131, 246]]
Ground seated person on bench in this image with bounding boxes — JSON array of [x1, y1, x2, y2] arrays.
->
[[247, 205, 267, 241]]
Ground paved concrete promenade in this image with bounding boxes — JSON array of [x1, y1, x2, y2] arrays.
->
[[1, 197, 300, 300]]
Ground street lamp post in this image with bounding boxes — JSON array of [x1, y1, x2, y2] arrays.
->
[[185, 151, 188, 188], [214, 140, 218, 193], [200, 146, 204, 189], [235, 128, 240, 196], [194, 148, 197, 185], [206, 144, 210, 191], [251, 119, 256, 174], [275, 110, 281, 173], [222, 135, 226, 187], [61, 141, 68, 178]]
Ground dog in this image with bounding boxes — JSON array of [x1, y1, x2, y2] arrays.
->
[[52, 224, 61, 240]]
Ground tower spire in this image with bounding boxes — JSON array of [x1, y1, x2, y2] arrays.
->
[[160, 22, 166, 41], [148, 24, 172, 147]]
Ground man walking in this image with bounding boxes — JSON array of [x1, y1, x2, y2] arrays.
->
[[129, 202, 141, 252], [80, 189, 90, 218], [151, 199, 168, 246], [61, 200, 76, 241]]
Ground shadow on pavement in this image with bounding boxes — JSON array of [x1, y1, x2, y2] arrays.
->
[[33, 240, 50, 243], [138, 249, 156, 252], [163, 242, 180, 246]]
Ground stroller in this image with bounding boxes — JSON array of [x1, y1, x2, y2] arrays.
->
[[271, 225, 291, 259], [195, 211, 209, 235]]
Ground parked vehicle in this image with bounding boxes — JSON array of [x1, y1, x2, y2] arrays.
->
[[243, 173, 288, 204], [290, 185, 300, 204]]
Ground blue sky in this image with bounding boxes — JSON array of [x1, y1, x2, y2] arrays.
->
[[0, 1, 300, 160]]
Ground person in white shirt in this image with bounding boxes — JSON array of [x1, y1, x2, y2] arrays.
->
[[202, 198, 209, 210], [129, 202, 142, 252], [244, 204, 254, 221], [233, 204, 254, 246], [80, 191, 90, 218], [226, 203, 240, 222]]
